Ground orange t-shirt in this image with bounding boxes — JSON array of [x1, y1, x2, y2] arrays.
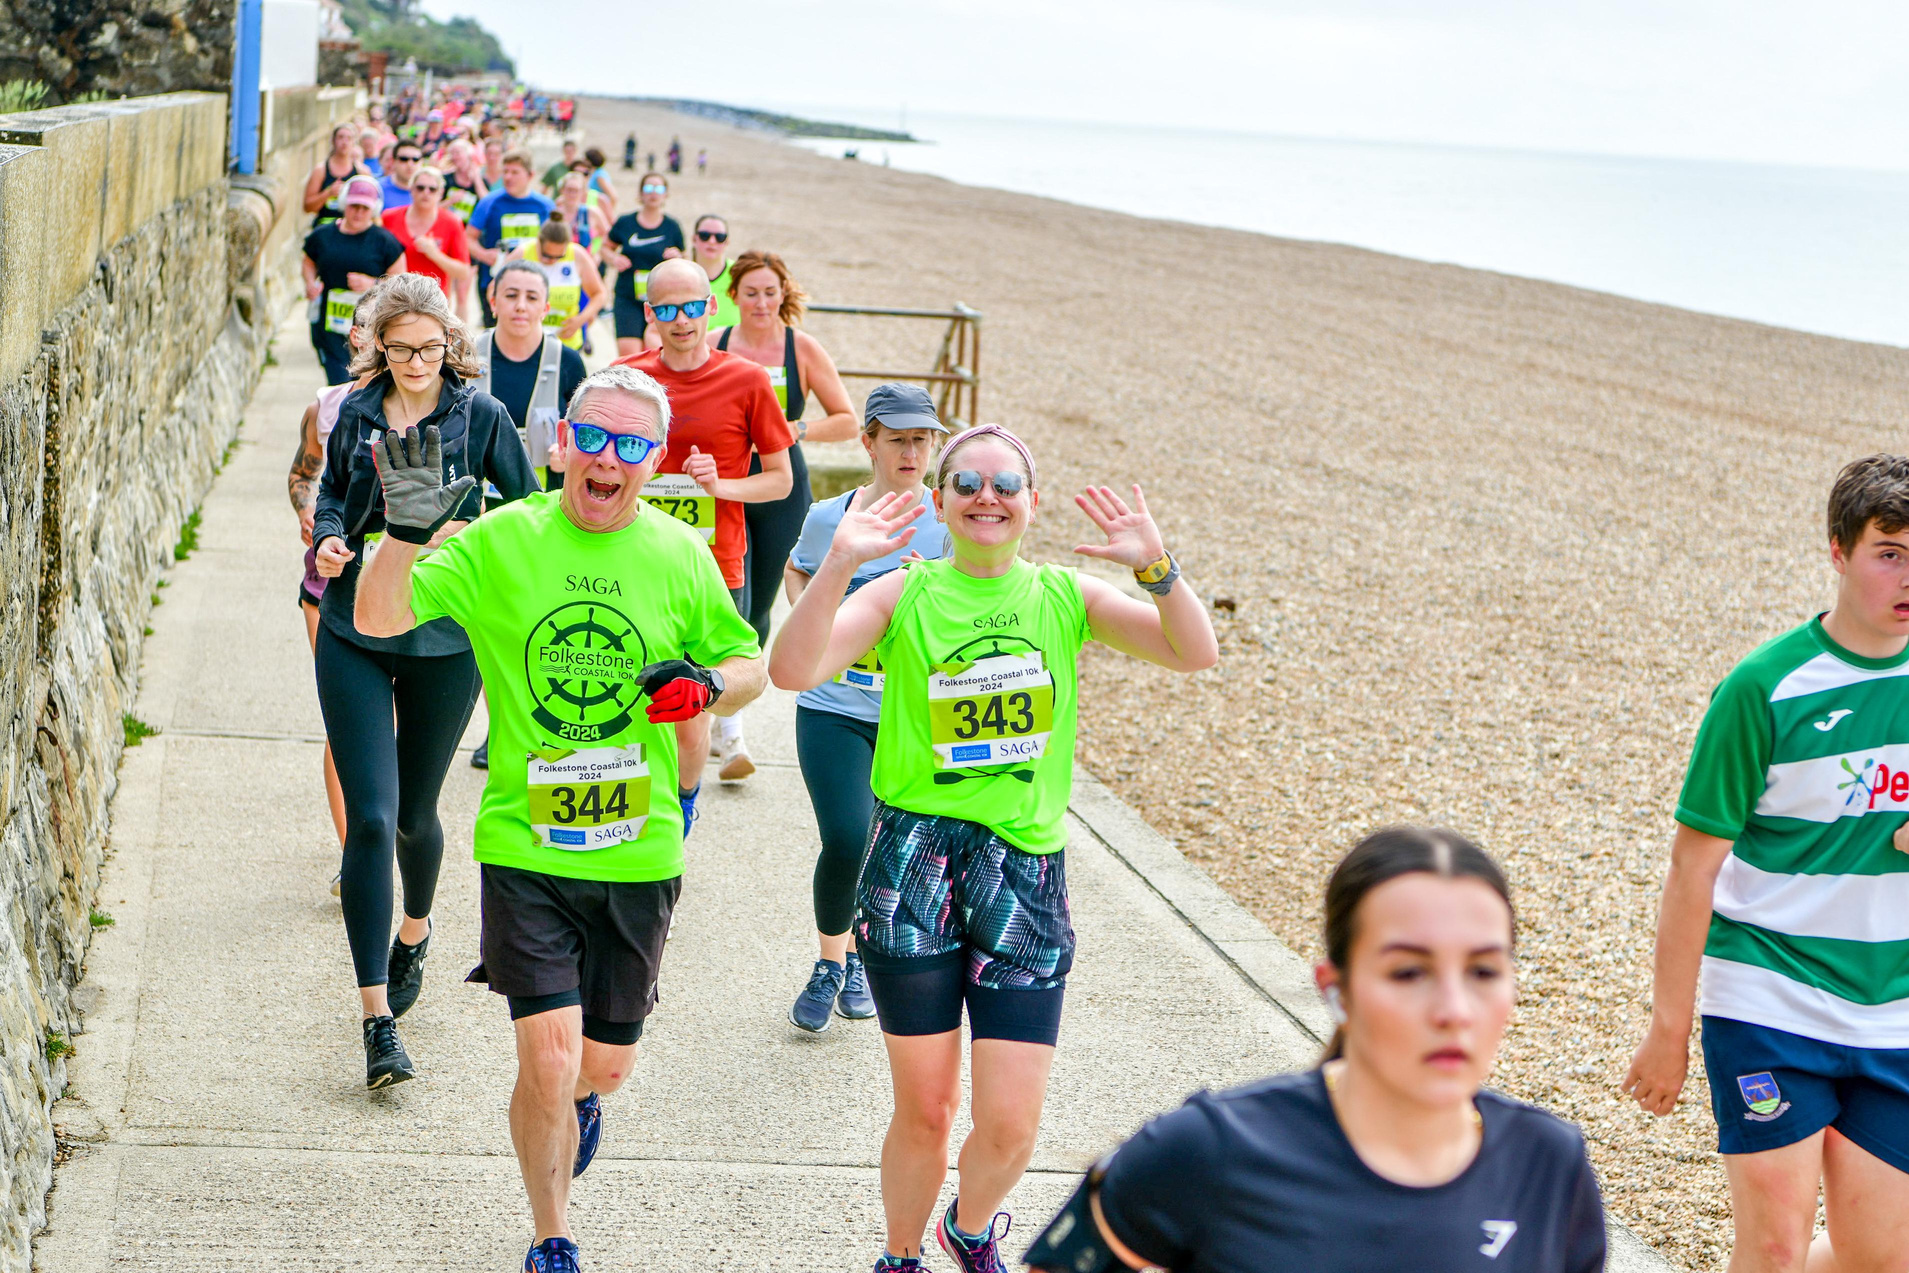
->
[[614, 348, 793, 588]]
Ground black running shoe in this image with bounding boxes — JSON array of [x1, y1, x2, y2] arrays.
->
[[385, 921, 432, 1020], [363, 1014, 416, 1090], [472, 736, 489, 770]]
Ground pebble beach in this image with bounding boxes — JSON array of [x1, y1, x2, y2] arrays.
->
[[580, 96, 1909, 1269]]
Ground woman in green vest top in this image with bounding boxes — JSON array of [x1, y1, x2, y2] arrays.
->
[[769, 424, 1218, 1273]]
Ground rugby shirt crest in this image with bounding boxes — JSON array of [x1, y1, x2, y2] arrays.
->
[[1677, 616, 1909, 1047]]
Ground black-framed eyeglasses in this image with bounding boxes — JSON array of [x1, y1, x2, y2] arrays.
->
[[646, 298, 711, 322], [946, 469, 1026, 498], [383, 342, 447, 364], [696, 229, 727, 243], [570, 422, 662, 464]]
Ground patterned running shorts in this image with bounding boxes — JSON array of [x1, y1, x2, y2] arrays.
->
[[854, 800, 1075, 991]]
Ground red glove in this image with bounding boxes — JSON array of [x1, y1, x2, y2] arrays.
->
[[639, 659, 717, 723]]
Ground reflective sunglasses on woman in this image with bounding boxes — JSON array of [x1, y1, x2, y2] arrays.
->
[[570, 422, 663, 464], [695, 229, 727, 243], [383, 341, 447, 364], [946, 469, 1026, 498], [646, 298, 711, 322], [641, 182, 667, 195]]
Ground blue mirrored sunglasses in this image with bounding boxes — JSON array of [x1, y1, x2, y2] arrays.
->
[[646, 298, 711, 322], [570, 422, 662, 464]]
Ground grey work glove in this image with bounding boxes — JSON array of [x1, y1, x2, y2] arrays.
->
[[370, 424, 477, 545]]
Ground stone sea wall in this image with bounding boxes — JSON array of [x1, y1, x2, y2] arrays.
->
[[0, 91, 259, 1271], [0, 0, 237, 102]]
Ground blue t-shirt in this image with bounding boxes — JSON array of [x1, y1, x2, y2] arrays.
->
[[1094, 1070, 1606, 1273], [789, 488, 949, 723], [378, 174, 412, 210], [469, 190, 555, 283]]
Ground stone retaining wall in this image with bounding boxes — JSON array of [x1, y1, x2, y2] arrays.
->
[[0, 91, 268, 1271]]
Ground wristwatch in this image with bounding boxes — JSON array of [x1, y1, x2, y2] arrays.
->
[[705, 667, 726, 706]]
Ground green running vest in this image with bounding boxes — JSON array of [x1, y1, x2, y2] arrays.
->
[[871, 558, 1090, 855]]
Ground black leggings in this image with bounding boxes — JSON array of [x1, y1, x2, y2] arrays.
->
[[794, 705, 877, 936], [310, 322, 353, 386], [315, 626, 480, 987], [740, 443, 812, 647]]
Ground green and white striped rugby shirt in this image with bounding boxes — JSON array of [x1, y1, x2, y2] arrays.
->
[[1678, 617, 1909, 1047]]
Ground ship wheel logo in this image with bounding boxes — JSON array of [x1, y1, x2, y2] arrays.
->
[[934, 632, 1045, 787], [524, 600, 651, 742]]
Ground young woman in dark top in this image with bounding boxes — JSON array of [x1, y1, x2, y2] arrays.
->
[[705, 250, 856, 780], [303, 122, 369, 228], [602, 172, 683, 356], [311, 274, 539, 1090], [1026, 827, 1607, 1273]]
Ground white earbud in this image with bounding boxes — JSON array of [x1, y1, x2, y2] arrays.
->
[[1323, 984, 1347, 1025]]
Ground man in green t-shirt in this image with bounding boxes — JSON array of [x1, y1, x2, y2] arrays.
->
[[1624, 454, 1909, 1272], [354, 364, 765, 1273], [540, 138, 580, 197]]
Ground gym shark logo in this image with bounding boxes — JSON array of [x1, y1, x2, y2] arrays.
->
[[1815, 709, 1854, 732], [1479, 1220, 1517, 1259]]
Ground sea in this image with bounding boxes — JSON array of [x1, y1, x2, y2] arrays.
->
[[785, 108, 1909, 349]]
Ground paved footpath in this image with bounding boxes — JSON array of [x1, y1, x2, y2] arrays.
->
[[34, 315, 1668, 1271]]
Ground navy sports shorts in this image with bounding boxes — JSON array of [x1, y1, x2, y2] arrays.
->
[[1702, 1015, 1909, 1170]]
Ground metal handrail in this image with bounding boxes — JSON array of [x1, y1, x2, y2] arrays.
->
[[804, 301, 982, 427]]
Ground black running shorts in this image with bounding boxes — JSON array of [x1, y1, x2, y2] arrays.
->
[[467, 865, 680, 1037]]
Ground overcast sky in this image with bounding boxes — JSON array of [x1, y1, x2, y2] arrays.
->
[[421, 0, 1909, 169]]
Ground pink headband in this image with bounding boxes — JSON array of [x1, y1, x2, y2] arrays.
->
[[937, 424, 1038, 490]]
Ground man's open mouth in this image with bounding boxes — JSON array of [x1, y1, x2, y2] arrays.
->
[[584, 477, 621, 502]]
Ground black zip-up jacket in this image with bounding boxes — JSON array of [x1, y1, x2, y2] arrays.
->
[[312, 370, 537, 655]]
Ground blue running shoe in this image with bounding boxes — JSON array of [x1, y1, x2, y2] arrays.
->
[[872, 1256, 922, 1272], [573, 1092, 601, 1178], [938, 1204, 1011, 1273], [679, 784, 700, 841], [524, 1236, 581, 1272], [837, 950, 876, 1020], [789, 959, 846, 1033]]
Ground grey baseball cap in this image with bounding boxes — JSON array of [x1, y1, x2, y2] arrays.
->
[[862, 382, 948, 433]]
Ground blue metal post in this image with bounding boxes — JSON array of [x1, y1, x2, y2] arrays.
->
[[230, 0, 262, 173]]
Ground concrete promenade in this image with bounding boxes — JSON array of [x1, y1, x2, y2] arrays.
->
[[33, 317, 1667, 1270]]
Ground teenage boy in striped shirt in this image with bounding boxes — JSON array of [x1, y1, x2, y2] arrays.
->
[[1626, 453, 1909, 1273]]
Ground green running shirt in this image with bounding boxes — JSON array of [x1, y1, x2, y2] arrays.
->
[[409, 492, 760, 882], [871, 559, 1090, 856], [1677, 616, 1909, 1047]]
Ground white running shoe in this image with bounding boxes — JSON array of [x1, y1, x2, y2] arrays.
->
[[717, 735, 755, 782]]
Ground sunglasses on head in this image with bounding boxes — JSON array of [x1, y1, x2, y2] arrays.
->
[[570, 422, 662, 464], [646, 298, 711, 322], [945, 469, 1026, 498], [696, 229, 727, 243]]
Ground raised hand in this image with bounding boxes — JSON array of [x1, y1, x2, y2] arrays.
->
[[1073, 484, 1166, 571], [371, 424, 477, 545], [828, 489, 926, 569]]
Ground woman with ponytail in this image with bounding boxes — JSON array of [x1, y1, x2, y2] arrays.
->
[[1026, 827, 1608, 1273]]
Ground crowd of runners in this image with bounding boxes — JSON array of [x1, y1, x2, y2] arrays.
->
[[275, 82, 1909, 1273]]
